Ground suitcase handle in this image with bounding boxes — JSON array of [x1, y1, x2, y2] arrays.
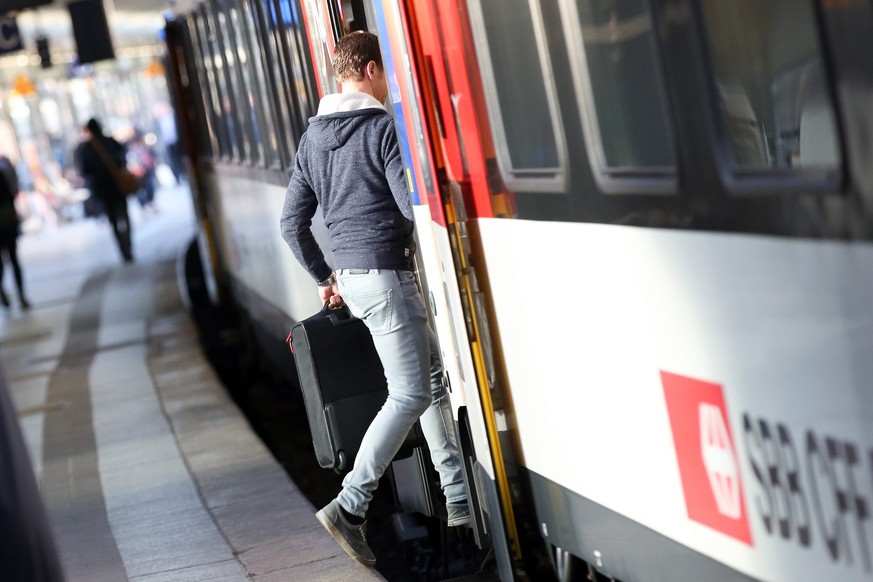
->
[[288, 301, 361, 353], [321, 301, 358, 327]]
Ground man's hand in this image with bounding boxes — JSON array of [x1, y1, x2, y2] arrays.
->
[[319, 282, 344, 308]]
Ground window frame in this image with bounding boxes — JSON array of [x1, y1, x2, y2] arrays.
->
[[279, 0, 319, 134], [222, 0, 259, 165], [230, 0, 269, 167], [258, 0, 301, 166], [299, 0, 340, 98], [693, 0, 844, 195], [185, 15, 218, 159], [195, 6, 232, 160], [245, 0, 289, 170], [210, 0, 249, 163], [203, 4, 241, 161], [557, 0, 678, 195], [271, 0, 319, 164], [466, 0, 569, 194]]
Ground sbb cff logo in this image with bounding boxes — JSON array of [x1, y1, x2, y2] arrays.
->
[[661, 371, 753, 545]]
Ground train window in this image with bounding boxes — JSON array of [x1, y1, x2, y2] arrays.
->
[[559, 0, 676, 188], [383, 0, 436, 197], [263, 0, 316, 162], [299, 0, 339, 97], [230, 2, 268, 166], [467, 0, 568, 193], [277, 0, 318, 153], [336, 0, 372, 33], [215, 3, 253, 163], [187, 15, 219, 158], [197, 8, 233, 159], [261, 0, 301, 163], [204, 7, 241, 160], [245, 0, 285, 169], [699, 0, 841, 177]]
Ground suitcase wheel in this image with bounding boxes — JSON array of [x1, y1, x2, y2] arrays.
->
[[334, 450, 348, 474]]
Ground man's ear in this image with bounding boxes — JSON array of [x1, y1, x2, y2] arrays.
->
[[366, 60, 378, 79]]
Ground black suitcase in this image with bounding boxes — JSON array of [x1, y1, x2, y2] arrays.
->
[[289, 304, 388, 471]]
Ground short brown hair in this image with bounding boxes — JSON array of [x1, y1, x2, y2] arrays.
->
[[333, 31, 382, 83]]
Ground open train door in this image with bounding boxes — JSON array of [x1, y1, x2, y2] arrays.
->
[[369, 1, 527, 579]]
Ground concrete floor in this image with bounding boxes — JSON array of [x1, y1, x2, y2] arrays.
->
[[0, 187, 383, 581]]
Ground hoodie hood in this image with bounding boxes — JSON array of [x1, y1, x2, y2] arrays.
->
[[308, 92, 388, 151]]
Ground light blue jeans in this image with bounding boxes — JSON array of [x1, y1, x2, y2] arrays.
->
[[335, 268, 467, 517]]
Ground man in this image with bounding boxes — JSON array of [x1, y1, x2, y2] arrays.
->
[[280, 31, 469, 567], [0, 161, 29, 309], [75, 119, 133, 263], [0, 154, 19, 195]]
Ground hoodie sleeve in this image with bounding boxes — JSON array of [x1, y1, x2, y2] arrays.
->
[[280, 142, 333, 283], [382, 120, 414, 221]]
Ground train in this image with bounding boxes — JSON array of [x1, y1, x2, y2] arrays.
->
[[162, 1, 873, 580]]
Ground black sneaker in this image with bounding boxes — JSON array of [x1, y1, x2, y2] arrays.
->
[[316, 499, 376, 567], [447, 501, 472, 527]]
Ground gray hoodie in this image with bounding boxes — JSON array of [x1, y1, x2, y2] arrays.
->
[[280, 92, 414, 282]]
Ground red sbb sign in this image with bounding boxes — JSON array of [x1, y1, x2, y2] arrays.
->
[[661, 371, 753, 545]]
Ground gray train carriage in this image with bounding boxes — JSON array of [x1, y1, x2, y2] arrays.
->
[[164, 1, 873, 581]]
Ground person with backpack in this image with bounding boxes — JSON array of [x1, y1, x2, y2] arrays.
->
[[75, 118, 134, 262]]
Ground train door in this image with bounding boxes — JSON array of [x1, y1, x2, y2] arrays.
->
[[350, 2, 518, 579], [377, 1, 529, 579]]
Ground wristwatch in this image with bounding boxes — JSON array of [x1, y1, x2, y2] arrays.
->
[[316, 273, 336, 287]]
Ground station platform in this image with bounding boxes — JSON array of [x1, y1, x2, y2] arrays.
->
[[1, 187, 383, 581]]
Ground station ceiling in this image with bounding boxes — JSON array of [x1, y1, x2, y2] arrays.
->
[[3, 0, 197, 65]]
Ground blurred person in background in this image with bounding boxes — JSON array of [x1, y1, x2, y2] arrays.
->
[[156, 103, 184, 183], [75, 118, 134, 263], [0, 157, 30, 310], [127, 130, 158, 214], [0, 154, 19, 195]]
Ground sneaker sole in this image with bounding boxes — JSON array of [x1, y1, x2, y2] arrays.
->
[[316, 509, 377, 567]]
